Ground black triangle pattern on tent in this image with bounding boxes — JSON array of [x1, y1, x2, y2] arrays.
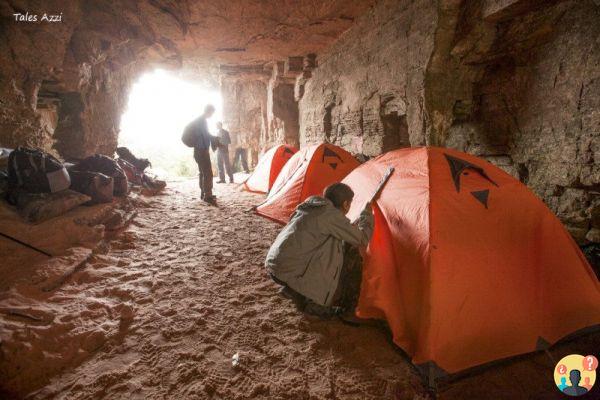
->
[[471, 189, 490, 209], [444, 153, 499, 192], [322, 146, 343, 163], [329, 163, 338, 170]]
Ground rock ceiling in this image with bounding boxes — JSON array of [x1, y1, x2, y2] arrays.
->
[[52, 0, 378, 79]]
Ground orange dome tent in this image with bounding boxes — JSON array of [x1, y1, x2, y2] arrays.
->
[[256, 143, 360, 224], [243, 145, 297, 193], [343, 147, 600, 375]]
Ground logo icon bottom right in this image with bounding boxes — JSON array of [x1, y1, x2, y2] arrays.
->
[[554, 354, 597, 397]]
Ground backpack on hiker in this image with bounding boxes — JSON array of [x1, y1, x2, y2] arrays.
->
[[72, 154, 129, 196], [7, 147, 71, 195], [181, 123, 197, 148]]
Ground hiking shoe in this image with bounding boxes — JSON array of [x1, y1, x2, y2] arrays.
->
[[216, 180, 225, 184], [337, 311, 380, 327], [303, 302, 342, 319], [338, 313, 365, 326], [203, 196, 217, 206]]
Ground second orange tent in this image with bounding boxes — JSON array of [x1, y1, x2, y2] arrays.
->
[[256, 143, 359, 224], [243, 144, 297, 193]]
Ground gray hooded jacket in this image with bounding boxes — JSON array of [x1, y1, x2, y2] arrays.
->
[[265, 196, 374, 306]]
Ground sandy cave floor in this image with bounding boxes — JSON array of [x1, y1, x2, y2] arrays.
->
[[0, 178, 598, 400]]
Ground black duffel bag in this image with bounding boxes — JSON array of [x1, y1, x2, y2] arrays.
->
[[72, 154, 129, 196]]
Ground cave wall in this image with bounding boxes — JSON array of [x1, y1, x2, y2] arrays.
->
[[221, 79, 268, 167], [220, 59, 303, 163], [0, 0, 173, 159], [53, 63, 139, 160], [297, 0, 600, 245], [298, 0, 437, 156], [265, 62, 301, 149], [267, 80, 299, 149], [0, 1, 81, 154], [464, 1, 600, 244]]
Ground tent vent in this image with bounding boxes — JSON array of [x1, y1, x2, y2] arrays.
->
[[444, 153, 498, 192], [471, 189, 490, 208]]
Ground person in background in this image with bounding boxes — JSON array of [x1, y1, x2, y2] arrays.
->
[[233, 133, 250, 174], [557, 377, 568, 391], [215, 122, 234, 184], [582, 376, 593, 391], [185, 104, 216, 205], [265, 182, 374, 318]]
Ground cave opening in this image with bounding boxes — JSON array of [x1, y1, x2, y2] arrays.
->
[[118, 69, 223, 178]]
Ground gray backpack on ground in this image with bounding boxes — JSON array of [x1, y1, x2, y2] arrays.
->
[[69, 170, 114, 204]]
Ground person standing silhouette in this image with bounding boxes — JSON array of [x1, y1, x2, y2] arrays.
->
[[186, 104, 217, 205], [563, 370, 588, 396]]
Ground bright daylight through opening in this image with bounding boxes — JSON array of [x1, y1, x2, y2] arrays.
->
[[119, 69, 223, 178]]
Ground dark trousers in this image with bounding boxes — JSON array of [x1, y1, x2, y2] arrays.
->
[[194, 148, 213, 199], [217, 147, 234, 182], [234, 147, 249, 173], [331, 244, 363, 311]]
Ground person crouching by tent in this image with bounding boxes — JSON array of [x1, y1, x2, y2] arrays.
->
[[265, 183, 374, 317]]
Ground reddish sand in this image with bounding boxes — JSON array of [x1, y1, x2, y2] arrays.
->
[[0, 179, 429, 399], [1, 178, 597, 399]]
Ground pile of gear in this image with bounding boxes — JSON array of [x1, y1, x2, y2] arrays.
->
[[0, 146, 165, 223]]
